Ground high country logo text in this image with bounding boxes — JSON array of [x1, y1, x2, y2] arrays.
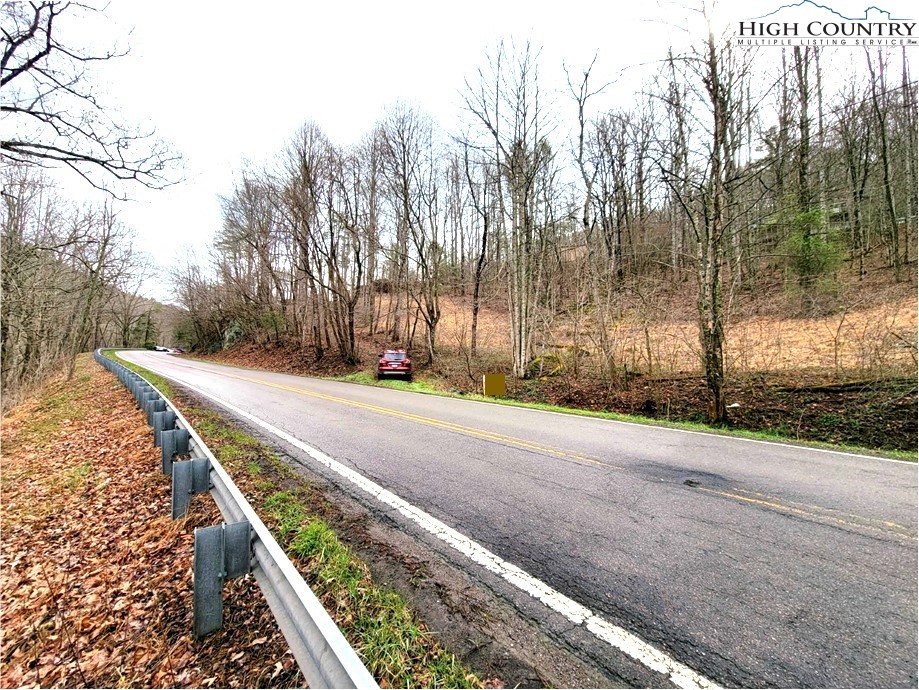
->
[[736, 2, 917, 46], [738, 21, 914, 36]]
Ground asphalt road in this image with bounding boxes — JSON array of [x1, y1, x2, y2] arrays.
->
[[120, 351, 918, 688]]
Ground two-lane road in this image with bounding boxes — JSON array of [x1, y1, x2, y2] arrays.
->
[[120, 351, 918, 688]]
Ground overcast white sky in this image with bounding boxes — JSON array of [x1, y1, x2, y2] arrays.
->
[[43, 0, 916, 301]]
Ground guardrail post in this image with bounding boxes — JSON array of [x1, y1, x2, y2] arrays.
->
[[153, 410, 177, 447], [138, 389, 157, 410], [161, 427, 190, 476], [172, 456, 211, 519], [146, 398, 166, 426], [193, 521, 252, 637]]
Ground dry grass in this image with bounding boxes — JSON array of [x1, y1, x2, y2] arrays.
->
[[419, 291, 917, 379]]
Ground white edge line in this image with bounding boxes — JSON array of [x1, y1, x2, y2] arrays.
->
[[126, 353, 721, 690]]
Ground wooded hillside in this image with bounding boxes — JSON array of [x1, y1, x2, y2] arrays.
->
[[1, 166, 181, 409], [173, 38, 917, 424]]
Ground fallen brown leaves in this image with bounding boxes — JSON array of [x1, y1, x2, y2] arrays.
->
[[1, 355, 303, 688]]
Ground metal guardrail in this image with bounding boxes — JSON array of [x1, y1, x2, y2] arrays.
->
[[93, 349, 378, 689]]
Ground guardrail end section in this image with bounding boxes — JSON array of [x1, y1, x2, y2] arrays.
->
[[193, 521, 252, 638]]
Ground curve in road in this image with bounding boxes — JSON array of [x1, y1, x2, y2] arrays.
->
[[119, 351, 918, 688]]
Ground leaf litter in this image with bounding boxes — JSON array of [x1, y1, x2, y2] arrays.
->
[[1, 355, 303, 688]]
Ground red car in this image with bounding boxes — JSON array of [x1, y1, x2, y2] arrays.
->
[[377, 349, 412, 380]]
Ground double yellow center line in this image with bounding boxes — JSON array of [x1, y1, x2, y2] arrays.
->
[[693, 486, 916, 542], [174, 360, 625, 471], [170, 359, 915, 543]]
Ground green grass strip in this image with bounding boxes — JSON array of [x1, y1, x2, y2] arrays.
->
[[104, 349, 176, 399], [267, 493, 475, 688]]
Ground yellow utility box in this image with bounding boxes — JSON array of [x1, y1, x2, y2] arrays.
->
[[482, 373, 506, 397]]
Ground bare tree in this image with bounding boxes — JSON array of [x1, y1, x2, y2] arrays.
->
[[461, 142, 491, 359], [170, 254, 228, 352], [64, 201, 137, 377], [836, 79, 873, 279], [464, 41, 556, 378], [567, 57, 620, 378], [1, 163, 147, 405], [218, 172, 289, 344], [865, 48, 902, 281], [107, 270, 154, 348], [2, 1, 177, 193], [659, 8, 754, 423], [664, 48, 690, 275], [280, 122, 334, 357], [325, 145, 368, 364], [380, 106, 444, 364]]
